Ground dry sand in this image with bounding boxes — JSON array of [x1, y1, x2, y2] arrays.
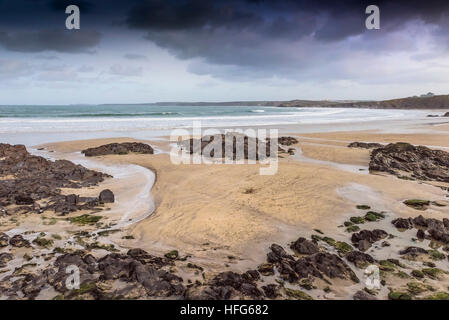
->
[[42, 129, 449, 272]]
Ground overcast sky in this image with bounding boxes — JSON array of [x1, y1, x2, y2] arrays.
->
[[0, 0, 448, 104]]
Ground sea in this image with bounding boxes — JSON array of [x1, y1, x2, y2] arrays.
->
[[0, 104, 439, 146]]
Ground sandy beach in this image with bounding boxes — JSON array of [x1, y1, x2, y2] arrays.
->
[[1, 114, 449, 300], [4, 118, 437, 298]]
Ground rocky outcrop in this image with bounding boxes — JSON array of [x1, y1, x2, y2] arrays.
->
[[0, 143, 110, 215], [351, 229, 388, 251], [99, 189, 115, 203], [443, 112, 449, 117], [81, 142, 154, 157], [278, 137, 298, 146], [369, 142, 449, 182], [290, 237, 319, 255], [345, 251, 375, 268], [178, 133, 281, 161], [392, 215, 449, 244], [348, 142, 383, 149]]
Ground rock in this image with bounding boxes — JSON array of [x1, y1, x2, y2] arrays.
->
[[417, 229, 425, 239], [348, 142, 383, 149], [353, 290, 378, 300], [178, 133, 278, 161], [185, 285, 234, 300], [0, 143, 110, 215], [15, 195, 34, 205], [164, 250, 179, 260], [82, 142, 154, 157], [99, 189, 115, 203], [0, 252, 13, 267], [345, 251, 375, 268], [267, 244, 294, 263], [356, 240, 372, 252], [351, 229, 388, 250], [257, 263, 274, 276], [392, 218, 414, 229], [9, 235, 30, 248], [403, 199, 430, 211], [0, 233, 10, 247], [278, 137, 298, 146], [369, 142, 449, 182], [293, 252, 359, 283], [290, 237, 319, 255], [443, 112, 449, 117], [65, 194, 79, 205], [261, 284, 281, 298], [399, 246, 428, 258]]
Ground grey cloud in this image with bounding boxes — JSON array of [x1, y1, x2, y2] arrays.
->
[[109, 64, 143, 77], [124, 53, 148, 60], [0, 30, 101, 53]]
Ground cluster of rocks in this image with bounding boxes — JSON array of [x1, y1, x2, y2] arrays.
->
[[0, 143, 112, 215], [81, 142, 154, 157], [351, 229, 388, 251], [348, 142, 384, 149], [0, 248, 185, 300], [178, 133, 293, 161], [368, 142, 449, 182], [393, 215, 449, 244]]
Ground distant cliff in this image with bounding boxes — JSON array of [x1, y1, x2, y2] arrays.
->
[[278, 95, 449, 109], [114, 94, 449, 109]]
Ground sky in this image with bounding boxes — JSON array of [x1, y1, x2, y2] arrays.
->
[[0, 0, 448, 105]]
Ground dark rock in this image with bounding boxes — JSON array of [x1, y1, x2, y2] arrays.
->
[[369, 142, 449, 182], [417, 229, 425, 239], [443, 112, 449, 117], [99, 189, 115, 203], [9, 235, 30, 248], [262, 284, 281, 299], [0, 252, 13, 267], [356, 240, 372, 252], [82, 142, 154, 157], [345, 251, 375, 268], [0, 143, 110, 215], [257, 263, 274, 276], [348, 142, 383, 149], [185, 285, 234, 300], [293, 252, 359, 283], [267, 244, 294, 263], [178, 133, 278, 161], [290, 237, 319, 255], [353, 290, 378, 300], [0, 232, 9, 247], [65, 194, 79, 205], [392, 218, 414, 229], [399, 246, 428, 258], [278, 137, 298, 146], [15, 195, 34, 205], [351, 229, 388, 249]]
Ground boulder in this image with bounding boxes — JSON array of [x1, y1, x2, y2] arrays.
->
[[290, 237, 319, 255], [82, 142, 154, 157], [369, 142, 449, 182], [9, 235, 30, 248], [99, 189, 115, 203], [348, 142, 383, 149]]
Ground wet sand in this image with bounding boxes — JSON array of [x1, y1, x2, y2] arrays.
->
[[40, 127, 449, 277]]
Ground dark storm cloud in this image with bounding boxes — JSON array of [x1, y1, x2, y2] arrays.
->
[[0, 30, 101, 53], [120, 0, 449, 80], [48, 0, 93, 12], [125, 0, 449, 41]]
